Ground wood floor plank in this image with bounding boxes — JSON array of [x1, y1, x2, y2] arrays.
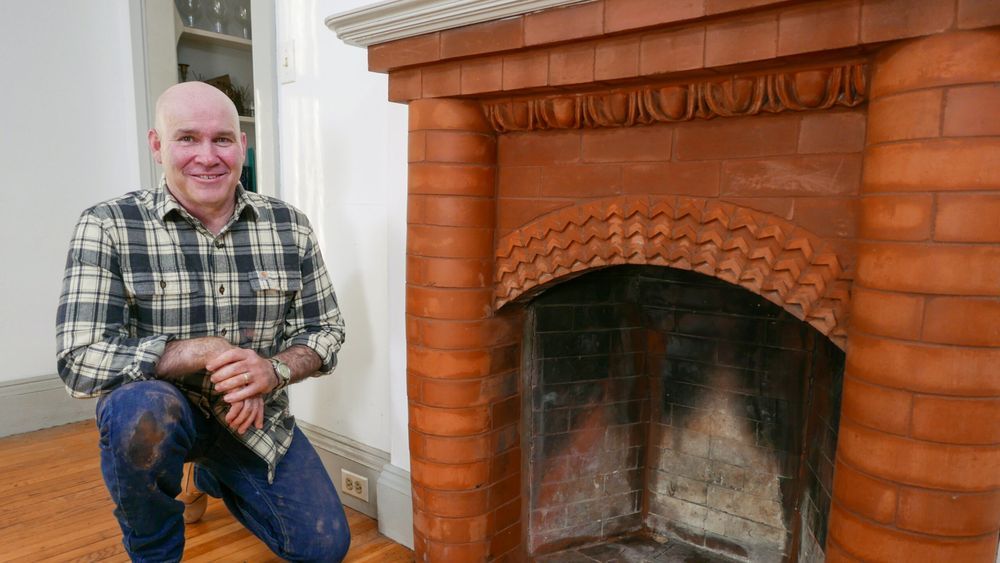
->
[[0, 422, 412, 562]]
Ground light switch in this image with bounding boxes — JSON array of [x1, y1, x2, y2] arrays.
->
[[279, 40, 296, 84]]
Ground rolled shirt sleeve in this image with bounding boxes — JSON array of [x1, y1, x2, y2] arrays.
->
[[56, 210, 172, 398], [281, 217, 345, 373]]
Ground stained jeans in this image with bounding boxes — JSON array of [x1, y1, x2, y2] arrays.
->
[[95, 380, 350, 563]]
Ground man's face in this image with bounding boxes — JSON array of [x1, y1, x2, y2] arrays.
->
[[149, 96, 247, 212]]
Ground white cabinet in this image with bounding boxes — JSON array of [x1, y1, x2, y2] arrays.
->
[[130, 0, 279, 197]]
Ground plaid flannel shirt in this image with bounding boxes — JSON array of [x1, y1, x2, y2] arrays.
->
[[56, 179, 345, 480]]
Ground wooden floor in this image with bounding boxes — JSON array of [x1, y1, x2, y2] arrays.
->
[[0, 421, 412, 562]]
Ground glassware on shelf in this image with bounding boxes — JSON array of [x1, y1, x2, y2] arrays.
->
[[206, 0, 228, 34], [234, 0, 252, 40], [176, 0, 201, 28]]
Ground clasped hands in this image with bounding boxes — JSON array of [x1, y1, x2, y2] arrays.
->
[[204, 341, 279, 435]]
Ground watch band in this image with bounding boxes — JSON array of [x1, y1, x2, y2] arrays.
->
[[269, 358, 292, 391]]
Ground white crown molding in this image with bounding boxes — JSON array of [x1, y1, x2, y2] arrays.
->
[[325, 0, 590, 48]]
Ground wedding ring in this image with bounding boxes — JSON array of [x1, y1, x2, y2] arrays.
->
[[242, 373, 250, 385]]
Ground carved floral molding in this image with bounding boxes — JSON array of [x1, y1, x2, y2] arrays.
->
[[495, 196, 852, 348], [484, 63, 867, 132]]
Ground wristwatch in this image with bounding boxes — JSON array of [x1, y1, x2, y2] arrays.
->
[[269, 358, 292, 392]]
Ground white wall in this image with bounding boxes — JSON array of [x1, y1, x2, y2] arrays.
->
[[276, 0, 410, 468], [0, 1, 141, 383]]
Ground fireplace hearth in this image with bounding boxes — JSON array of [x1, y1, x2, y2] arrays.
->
[[328, 1, 1000, 560]]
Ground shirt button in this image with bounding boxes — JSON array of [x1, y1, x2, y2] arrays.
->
[[219, 285, 225, 294], [215, 240, 225, 248], [220, 328, 227, 336], [160, 281, 167, 289]]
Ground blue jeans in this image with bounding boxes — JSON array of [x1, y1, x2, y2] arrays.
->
[[95, 380, 350, 562]]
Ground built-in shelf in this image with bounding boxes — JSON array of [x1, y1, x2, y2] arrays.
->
[[179, 26, 252, 50]]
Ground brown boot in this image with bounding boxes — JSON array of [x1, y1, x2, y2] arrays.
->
[[179, 462, 208, 524]]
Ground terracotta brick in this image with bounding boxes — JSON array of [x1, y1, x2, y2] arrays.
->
[[369, 33, 440, 72], [828, 503, 999, 563], [411, 403, 491, 436], [502, 50, 549, 91], [408, 225, 492, 258], [944, 84, 1000, 137], [423, 131, 495, 165], [493, 497, 521, 531], [415, 318, 516, 350], [705, 13, 778, 67], [424, 540, 491, 560], [870, 30, 1000, 99], [410, 164, 495, 197], [897, 486, 1000, 536], [825, 539, 863, 562], [539, 164, 622, 197], [849, 286, 924, 340], [418, 377, 491, 408], [389, 68, 422, 103], [840, 375, 913, 435], [410, 98, 492, 133], [461, 57, 503, 95], [410, 431, 493, 463], [549, 44, 595, 86], [525, 1, 605, 45], [639, 27, 706, 75], [498, 166, 540, 197], [792, 197, 857, 238], [719, 196, 793, 219], [489, 522, 521, 559], [864, 139, 1000, 192], [416, 486, 491, 518], [417, 195, 494, 228], [832, 459, 899, 523], [855, 242, 1000, 296], [594, 37, 640, 82], [911, 394, 1000, 445], [605, 0, 705, 32], [838, 418, 1000, 491], [923, 296, 1000, 347], [935, 193, 1000, 243], [407, 286, 493, 320], [778, 1, 861, 56], [705, 0, 785, 14], [491, 397, 520, 431], [581, 125, 673, 162], [623, 161, 721, 197], [958, 0, 1000, 28], [858, 193, 933, 241], [414, 510, 490, 543], [409, 131, 426, 163], [722, 155, 862, 197], [798, 111, 866, 154], [867, 89, 942, 144], [440, 17, 524, 59], [421, 63, 461, 98], [407, 345, 492, 379], [498, 198, 573, 233], [407, 256, 492, 288], [498, 131, 580, 166], [675, 115, 798, 160], [846, 331, 1000, 396], [861, 0, 956, 44]]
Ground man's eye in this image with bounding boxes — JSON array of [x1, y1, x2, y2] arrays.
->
[[215, 138, 233, 144], [178, 135, 195, 142]]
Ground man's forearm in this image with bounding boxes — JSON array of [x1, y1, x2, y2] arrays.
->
[[155, 337, 233, 380], [273, 345, 323, 386]]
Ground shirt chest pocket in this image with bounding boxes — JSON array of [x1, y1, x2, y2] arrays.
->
[[125, 272, 201, 334], [239, 271, 303, 345]]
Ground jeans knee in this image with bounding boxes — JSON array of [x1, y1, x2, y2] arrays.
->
[[97, 380, 190, 471], [284, 512, 351, 563]]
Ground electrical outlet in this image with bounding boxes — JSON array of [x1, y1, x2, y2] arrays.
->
[[279, 40, 296, 84], [341, 469, 369, 502]]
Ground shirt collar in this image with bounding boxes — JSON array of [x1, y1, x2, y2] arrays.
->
[[153, 175, 260, 223]]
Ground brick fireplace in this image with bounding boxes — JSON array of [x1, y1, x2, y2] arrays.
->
[[329, 1, 999, 561]]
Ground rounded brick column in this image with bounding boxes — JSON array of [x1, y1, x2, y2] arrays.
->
[[406, 98, 523, 561], [829, 31, 1000, 562]]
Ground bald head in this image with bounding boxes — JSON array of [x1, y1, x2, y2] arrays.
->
[[154, 81, 240, 134]]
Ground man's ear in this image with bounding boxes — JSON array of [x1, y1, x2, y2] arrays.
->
[[148, 129, 163, 164]]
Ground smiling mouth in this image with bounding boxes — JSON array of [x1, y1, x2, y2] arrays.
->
[[193, 173, 225, 180]]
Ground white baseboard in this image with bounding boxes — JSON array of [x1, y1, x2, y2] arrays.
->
[[377, 462, 414, 549], [297, 420, 392, 520], [0, 375, 95, 437]]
